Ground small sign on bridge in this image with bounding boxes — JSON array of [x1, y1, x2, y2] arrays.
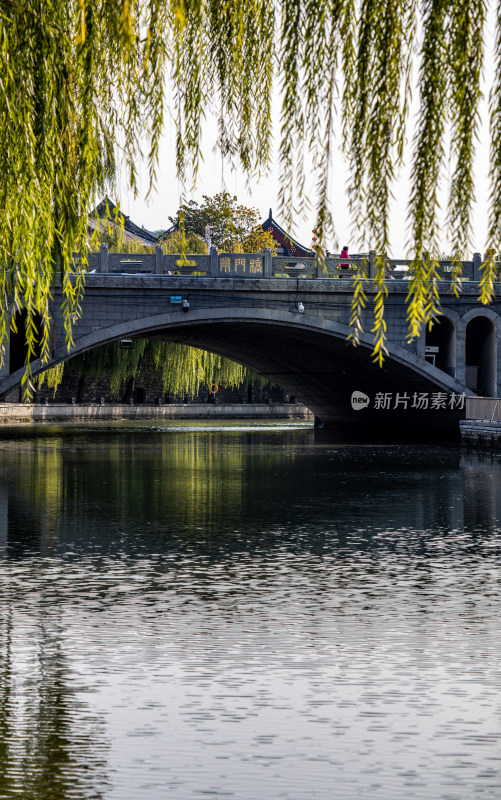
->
[[170, 295, 183, 304]]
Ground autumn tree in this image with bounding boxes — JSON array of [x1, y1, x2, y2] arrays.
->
[[169, 193, 277, 253]]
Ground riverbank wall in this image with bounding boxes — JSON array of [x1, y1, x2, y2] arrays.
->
[[461, 398, 501, 447], [460, 420, 501, 447], [0, 402, 313, 424]]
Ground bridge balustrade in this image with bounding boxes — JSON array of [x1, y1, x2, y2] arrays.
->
[[385, 258, 475, 281], [82, 245, 479, 281]]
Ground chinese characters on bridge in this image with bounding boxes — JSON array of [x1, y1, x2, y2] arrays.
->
[[219, 255, 263, 276]]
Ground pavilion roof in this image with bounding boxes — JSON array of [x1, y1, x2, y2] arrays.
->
[[261, 210, 314, 257], [90, 198, 159, 245]]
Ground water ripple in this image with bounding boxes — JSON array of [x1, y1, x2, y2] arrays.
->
[[0, 428, 500, 799]]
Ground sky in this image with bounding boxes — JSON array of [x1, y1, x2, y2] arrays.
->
[[114, 16, 496, 259]]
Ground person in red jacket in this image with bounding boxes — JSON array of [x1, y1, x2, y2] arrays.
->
[[340, 245, 350, 270]]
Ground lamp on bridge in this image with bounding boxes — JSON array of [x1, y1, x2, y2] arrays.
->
[[296, 301, 304, 313], [182, 298, 190, 312], [204, 225, 214, 251]]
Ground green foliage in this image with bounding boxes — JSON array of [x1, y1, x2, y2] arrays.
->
[[88, 221, 155, 254], [161, 230, 208, 255], [0, 0, 149, 395], [36, 362, 65, 397], [138, 341, 249, 397], [241, 226, 278, 255], [52, 339, 267, 400], [88, 217, 209, 257], [3, 0, 501, 381]]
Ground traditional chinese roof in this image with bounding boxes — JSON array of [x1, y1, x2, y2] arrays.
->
[[90, 198, 159, 245], [261, 209, 314, 257]]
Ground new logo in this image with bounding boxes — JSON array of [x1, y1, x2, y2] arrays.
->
[[351, 391, 370, 410]]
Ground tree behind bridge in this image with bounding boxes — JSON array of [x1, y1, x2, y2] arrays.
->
[[168, 193, 277, 254]]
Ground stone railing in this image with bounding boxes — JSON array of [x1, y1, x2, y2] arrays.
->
[[84, 245, 482, 282]]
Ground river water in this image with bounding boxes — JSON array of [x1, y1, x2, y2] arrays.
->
[[0, 421, 500, 800]]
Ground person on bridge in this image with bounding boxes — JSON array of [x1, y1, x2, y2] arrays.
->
[[340, 245, 350, 270]]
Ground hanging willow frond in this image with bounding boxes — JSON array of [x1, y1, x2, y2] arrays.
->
[[479, 252, 498, 303], [343, 0, 415, 351], [485, 0, 501, 302], [37, 362, 65, 396], [41, 339, 268, 400], [406, 0, 449, 339], [346, 0, 415, 250], [348, 257, 368, 347], [448, 0, 485, 300], [448, 0, 485, 246], [371, 256, 389, 365]]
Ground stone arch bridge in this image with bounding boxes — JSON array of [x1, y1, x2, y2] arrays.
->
[[1, 247, 499, 441]]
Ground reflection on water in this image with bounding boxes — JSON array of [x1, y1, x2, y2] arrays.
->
[[0, 613, 110, 800], [0, 423, 500, 799]]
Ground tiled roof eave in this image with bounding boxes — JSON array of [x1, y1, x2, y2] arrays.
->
[[262, 217, 314, 257]]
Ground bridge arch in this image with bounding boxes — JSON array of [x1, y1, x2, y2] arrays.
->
[[1, 306, 472, 439], [462, 308, 500, 397]]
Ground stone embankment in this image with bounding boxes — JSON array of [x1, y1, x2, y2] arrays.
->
[[460, 420, 501, 447], [0, 403, 313, 424]]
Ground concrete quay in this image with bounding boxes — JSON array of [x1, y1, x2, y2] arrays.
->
[[460, 419, 501, 447], [0, 402, 313, 424]]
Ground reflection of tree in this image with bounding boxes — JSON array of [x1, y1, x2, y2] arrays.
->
[[3, 433, 490, 566], [1, 430, 305, 554], [0, 613, 110, 800], [0, 442, 63, 554]]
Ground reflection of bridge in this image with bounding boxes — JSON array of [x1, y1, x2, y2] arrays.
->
[[1, 247, 499, 440]]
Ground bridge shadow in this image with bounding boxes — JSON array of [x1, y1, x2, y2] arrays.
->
[[2, 309, 469, 442], [150, 316, 466, 442]]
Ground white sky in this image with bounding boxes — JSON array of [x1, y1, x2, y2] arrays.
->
[[115, 11, 496, 259]]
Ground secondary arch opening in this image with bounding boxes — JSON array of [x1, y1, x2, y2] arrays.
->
[[465, 316, 497, 396], [425, 316, 456, 377]]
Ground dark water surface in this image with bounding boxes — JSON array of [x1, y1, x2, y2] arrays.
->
[[0, 421, 500, 799]]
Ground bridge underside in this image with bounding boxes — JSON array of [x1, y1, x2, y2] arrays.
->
[[1, 307, 468, 442], [149, 320, 465, 442]]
